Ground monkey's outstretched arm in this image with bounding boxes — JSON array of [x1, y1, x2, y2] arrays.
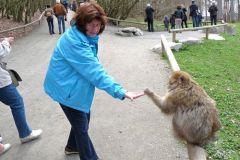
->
[[144, 88, 162, 107], [144, 88, 176, 114]]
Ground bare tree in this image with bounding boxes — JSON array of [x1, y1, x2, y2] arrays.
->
[[217, 0, 223, 20], [97, 0, 140, 20], [0, 0, 52, 23], [238, 0, 240, 20], [230, 0, 235, 22]]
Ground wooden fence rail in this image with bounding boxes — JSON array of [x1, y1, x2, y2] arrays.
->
[[160, 35, 180, 71], [107, 17, 147, 26], [0, 12, 45, 37], [169, 23, 228, 42]]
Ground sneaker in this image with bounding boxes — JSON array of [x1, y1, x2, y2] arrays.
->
[[65, 146, 79, 155], [0, 143, 11, 155], [20, 129, 43, 143]]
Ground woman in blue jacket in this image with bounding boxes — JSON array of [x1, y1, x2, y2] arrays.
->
[[43, 1, 144, 160]]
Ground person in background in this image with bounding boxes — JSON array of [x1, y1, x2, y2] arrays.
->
[[71, 0, 77, 12], [181, 4, 188, 28], [145, 3, 155, 32], [0, 135, 11, 156], [174, 5, 183, 29], [0, 37, 42, 153], [63, 0, 69, 13], [197, 10, 203, 27], [53, 0, 66, 34], [44, 1, 144, 160], [189, 0, 199, 27], [170, 14, 176, 29], [44, 5, 55, 35], [62, 0, 69, 21], [163, 15, 169, 31], [208, 2, 218, 25]]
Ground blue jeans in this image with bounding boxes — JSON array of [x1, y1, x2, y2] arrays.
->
[[60, 104, 98, 160], [47, 17, 55, 34], [192, 15, 198, 27], [57, 16, 65, 33], [0, 84, 32, 138]]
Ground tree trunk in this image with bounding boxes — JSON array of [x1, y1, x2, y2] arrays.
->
[[204, 0, 208, 21], [217, 0, 223, 20], [230, 0, 235, 22], [238, 0, 240, 21], [98, 0, 139, 20]]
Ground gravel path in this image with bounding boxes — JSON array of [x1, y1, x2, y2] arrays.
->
[[0, 12, 189, 160]]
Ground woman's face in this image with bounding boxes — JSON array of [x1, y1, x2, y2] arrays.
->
[[86, 19, 101, 37]]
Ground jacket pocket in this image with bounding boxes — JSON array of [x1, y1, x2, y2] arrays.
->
[[66, 78, 90, 103]]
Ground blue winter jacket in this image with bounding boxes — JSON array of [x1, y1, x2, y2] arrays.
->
[[44, 25, 126, 113]]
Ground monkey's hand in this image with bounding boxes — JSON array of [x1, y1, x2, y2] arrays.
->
[[144, 88, 166, 112], [144, 88, 154, 96]]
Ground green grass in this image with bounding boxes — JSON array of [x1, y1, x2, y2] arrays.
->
[[171, 23, 240, 160]]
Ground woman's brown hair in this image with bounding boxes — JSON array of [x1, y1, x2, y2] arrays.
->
[[72, 1, 107, 35]]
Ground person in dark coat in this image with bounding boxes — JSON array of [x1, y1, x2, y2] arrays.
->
[[181, 4, 188, 28], [174, 5, 184, 29], [189, 0, 199, 27], [208, 2, 218, 25], [145, 3, 154, 32], [170, 14, 176, 29], [71, 0, 77, 12]]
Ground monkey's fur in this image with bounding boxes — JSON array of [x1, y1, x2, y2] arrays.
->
[[144, 71, 221, 146]]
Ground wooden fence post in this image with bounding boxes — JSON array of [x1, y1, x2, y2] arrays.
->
[[205, 28, 209, 39], [161, 40, 164, 53], [170, 23, 228, 42], [160, 35, 180, 71], [172, 32, 176, 42]]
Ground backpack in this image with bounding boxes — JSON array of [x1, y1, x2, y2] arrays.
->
[[190, 4, 198, 16], [175, 10, 183, 19]]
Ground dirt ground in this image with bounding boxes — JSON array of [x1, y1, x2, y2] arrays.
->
[[0, 12, 189, 160]]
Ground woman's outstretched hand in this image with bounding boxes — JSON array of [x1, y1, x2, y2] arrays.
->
[[124, 91, 145, 101], [3, 37, 14, 44]]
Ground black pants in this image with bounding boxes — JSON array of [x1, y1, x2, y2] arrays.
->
[[47, 17, 54, 34], [210, 15, 217, 25], [147, 19, 154, 32], [60, 104, 98, 160], [181, 20, 188, 28]]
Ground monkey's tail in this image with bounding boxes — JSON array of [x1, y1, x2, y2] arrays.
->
[[187, 143, 207, 160]]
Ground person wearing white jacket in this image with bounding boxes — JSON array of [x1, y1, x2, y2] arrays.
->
[[0, 37, 42, 155]]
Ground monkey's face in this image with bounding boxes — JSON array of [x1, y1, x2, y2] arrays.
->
[[168, 71, 191, 90]]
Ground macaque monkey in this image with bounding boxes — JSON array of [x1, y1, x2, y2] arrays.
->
[[144, 71, 221, 147]]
